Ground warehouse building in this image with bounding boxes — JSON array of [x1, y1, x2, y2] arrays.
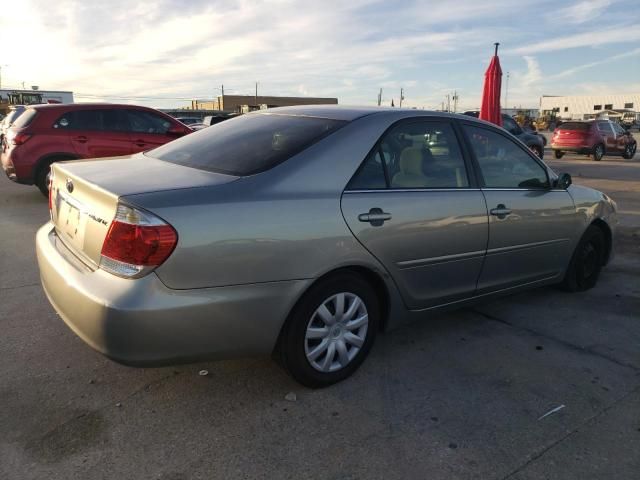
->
[[540, 94, 640, 120], [189, 95, 338, 113]]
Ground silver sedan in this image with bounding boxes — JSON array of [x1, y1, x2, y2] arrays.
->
[[36, 106, 617, 387]]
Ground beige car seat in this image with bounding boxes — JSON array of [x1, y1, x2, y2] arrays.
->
[[392, 147, 428, 188]]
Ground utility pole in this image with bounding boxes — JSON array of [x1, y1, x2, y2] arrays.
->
[[504, 72, 510, 110], [221, 84, 224, 110], [446, 94, 451, 113], [399, 88, 404, 107], [255, 81, 258, 109], [377, 88, 382, 106], [452, 91, 459, 113]]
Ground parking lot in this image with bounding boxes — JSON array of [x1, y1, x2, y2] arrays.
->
[[1, 149, 639, 479]]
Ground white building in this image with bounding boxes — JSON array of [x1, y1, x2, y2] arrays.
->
[[0, 88, 74, 106], [540, 94, 640, 120]]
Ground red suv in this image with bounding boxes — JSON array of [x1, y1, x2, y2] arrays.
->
[[1, 103, 192, 195], [551, 120, 637, 161]]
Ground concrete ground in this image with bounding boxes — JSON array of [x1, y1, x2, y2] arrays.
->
[[1, 149, 639, 480]]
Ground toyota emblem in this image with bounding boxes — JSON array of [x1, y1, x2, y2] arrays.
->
[[66, 178, 74, 193]]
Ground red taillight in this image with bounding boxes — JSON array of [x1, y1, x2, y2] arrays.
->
[[11, 133, 32, 146], [99, 204, 177, 278]]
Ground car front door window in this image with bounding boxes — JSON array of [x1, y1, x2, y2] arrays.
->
[[463, 125, 549, 189]]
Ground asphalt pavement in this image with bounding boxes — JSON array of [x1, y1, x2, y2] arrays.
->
[[1, 149, 638, 480]]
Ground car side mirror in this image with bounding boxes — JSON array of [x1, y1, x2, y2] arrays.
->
[[555, 173, 572, 190]]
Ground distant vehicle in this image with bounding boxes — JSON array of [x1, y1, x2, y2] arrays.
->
[[36, 106, 617, 387], [202, 114, 236, 126], [1, 103, 192, 195], [188, 122, 208, 131], [463, 111, 545, 158], [0, 89, 74, 116], [0, 105, 26, 146], [175, 117, 201, 125], [551, 120, 637, 161]]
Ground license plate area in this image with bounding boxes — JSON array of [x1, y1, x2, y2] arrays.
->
[[54, 191, 87, 252]]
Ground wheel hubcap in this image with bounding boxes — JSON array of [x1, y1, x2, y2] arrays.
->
[[304, 292, 369, 373]]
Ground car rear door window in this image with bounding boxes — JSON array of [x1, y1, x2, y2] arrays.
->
[[348, 121, 469, 190], [463, 124, 549, 189], [54, 109, 128, 132], [148, 113, 347, 176], [126, 110, 172, 134]]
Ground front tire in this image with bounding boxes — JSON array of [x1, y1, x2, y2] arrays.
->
[[554, 150, 564, 159], [561, 225, 605, 292], [622, 142, 636, 160], [278, 273, 380, 388]]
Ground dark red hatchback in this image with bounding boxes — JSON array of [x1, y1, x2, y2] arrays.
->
[[551, 120, 637, 161], [1, 103, 191, 195]]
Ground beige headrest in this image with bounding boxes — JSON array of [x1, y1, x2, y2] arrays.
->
[[399, 148, 423, 175]]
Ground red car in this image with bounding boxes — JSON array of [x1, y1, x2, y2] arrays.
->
[[551, 120, 637, 161], [1, 103, 192, 195]]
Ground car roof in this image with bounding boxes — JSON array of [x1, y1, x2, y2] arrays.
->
[[28, 103, 150, 111], [255, 105, 478, 122]]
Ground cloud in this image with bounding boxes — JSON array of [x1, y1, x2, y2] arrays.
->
[[0, 0, 637, 111], [507, 26, 640, 54], [551, 0, 612, 24], [552, 47, 640, 78]]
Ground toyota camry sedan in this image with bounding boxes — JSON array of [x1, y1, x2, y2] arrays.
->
[[36, 106, 617, 387]]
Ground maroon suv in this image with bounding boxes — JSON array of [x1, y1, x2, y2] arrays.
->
[[551, 120, 637, 161], [1, 103, 192, 195]]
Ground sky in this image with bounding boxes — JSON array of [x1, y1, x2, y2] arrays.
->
[[0, 0, 639, 111]]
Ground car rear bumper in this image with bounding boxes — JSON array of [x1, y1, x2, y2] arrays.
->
[[36, 223, 310, 366], [551, 143, 592, 154]]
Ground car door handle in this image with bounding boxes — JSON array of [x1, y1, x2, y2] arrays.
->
[[74, 135, 88, 143], [134, 139, 147, 147], [358, 208, 391, 226], [490, 204, 512, 218]]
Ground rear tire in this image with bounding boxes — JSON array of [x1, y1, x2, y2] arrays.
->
[[35, 157, 73, 197], [35, 161, 53, 197], [561, 225, 605, 292], [278, 273, 379, 388], [591, 143, 604, 161], [554, 150, 564, 159]]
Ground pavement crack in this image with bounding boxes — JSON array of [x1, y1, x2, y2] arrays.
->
[[472, 308, 639, 372], [499, 386, 640, 480], [0, 282, 40, 291]]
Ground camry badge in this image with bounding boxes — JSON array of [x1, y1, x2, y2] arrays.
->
[[66, 178, 74, 193]]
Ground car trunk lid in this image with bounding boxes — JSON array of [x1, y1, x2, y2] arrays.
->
[[49, 155, 238, 268]]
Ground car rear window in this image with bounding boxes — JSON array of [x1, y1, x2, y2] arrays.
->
[[11, 109, 37, 128], [146, 113, 347, 176], [559, 122, 589, 131], [4, 109, 23, 126]]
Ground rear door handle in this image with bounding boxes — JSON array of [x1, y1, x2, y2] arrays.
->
[[74, 136, 88, 143], [134, 139, 147, 147], [358, 208, 391, 226], [490, 204, 512, 219]]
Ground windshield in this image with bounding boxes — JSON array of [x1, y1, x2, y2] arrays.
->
[[147, 113, 347, 176]]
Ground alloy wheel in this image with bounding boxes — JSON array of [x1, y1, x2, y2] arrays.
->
[[304, 292, 369, 373]]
